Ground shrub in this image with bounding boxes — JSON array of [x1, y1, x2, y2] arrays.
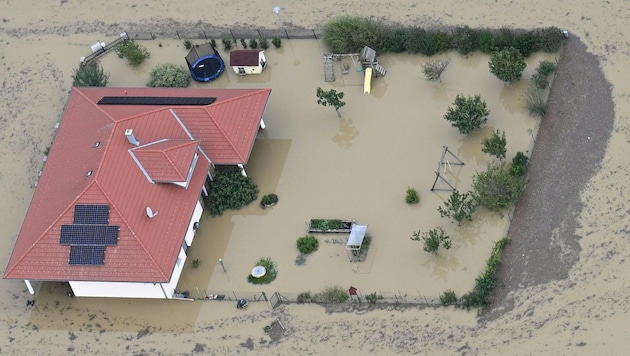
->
[[536, 60, 557, 76], [422, 58, 450, 82], [260, 193, 278, 207], [481, 129, 507, 160], [405, 187, 420, 204], [538, 26, 564, 52], [322, 16, 388, 53], [115, 39, 150, 66], [272, 37, 282, 48], [459, 238, 508, 309], [405, 27, 426, 54], [147, 63, 191, 88], [443, 94, 489, 135], [524, 84, 547, 116], [249, 38, 258, 49], [383, 28, 408, 53], [421, 30, 452, 56], [207, 168, 259, 217], [260, 37, 270, 50], [494, 27, 515, 51], [297, 291, 312, 303], [240, 38, 248, 48], [440, 289, 458, 306], [247, 257, 277, 284], [410, 226, 452, 254], [183, 40, 193, 50], [222, 38, 233, 51], [509, 151, 529, 177], [191, 258, 200, 268], [365, 292, 383, 304], [476, 29, 497, 54], [437, 190, 477, 224], [314, 285, 349, 303], [489, 47, 527, 82], [452, 25, 477, 55], [513, 31, 539, 57], [72, 61, 109, 87], [472, 163, 525, 213], [531, 72, 549, 89], [297, 235, 319, 254]]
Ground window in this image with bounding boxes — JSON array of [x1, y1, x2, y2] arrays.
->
[[238, 67, 246, 74]]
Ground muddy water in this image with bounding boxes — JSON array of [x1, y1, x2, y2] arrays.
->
[[1, 0, 630, 354]]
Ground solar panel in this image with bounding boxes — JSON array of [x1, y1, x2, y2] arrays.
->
[[60, 225, 119, 245], [73, 204, 110, 224], [69, 245, 106, 265], [97, 96, 216, 106]]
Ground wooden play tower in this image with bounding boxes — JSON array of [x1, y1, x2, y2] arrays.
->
[[359, 46, 387, 77], [322, 46, 387, 82]]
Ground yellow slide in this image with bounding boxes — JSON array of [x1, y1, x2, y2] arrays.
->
[[363, 67, 372, 94]]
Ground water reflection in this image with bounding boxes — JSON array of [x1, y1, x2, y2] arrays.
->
[[499, 79, 528, 114], [421, 253, 459, 281], [456, 126, 494, 164], [332, 117, 359, 149]]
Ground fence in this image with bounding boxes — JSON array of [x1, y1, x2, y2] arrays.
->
[[268, 290, 441, 309], [123, 26, 323, 42]]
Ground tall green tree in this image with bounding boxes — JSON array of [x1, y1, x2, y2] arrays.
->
[[481, 129, 507, 161], [489, 47, 527, 82], [72, 61, 109, 87], [472, 163, 525, 213], [316, 87, 346, 117], [443, 94, 489, 135]]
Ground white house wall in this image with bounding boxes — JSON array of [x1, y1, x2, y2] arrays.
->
[[185, 200, 203, 246], [161, 248, 188, 298], [69, 280, 166, 298]]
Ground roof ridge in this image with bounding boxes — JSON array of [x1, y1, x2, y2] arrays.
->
[[117, 106, 172, 123]]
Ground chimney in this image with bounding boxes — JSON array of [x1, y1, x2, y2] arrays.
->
[[125, 129, 140, 146]]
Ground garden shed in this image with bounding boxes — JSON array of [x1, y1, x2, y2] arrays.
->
[[345, 224, 368, 262], [229, 49, 267, 75], [185, 43, 225, 82]]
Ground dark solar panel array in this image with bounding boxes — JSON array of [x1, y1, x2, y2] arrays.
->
[[73, 204, 109, 224], [97, 96, 216, 106], [69, 246, 106, 266], [60, 204, 119, 265]]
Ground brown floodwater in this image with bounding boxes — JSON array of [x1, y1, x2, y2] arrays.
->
[[2, 0, 630, 354]]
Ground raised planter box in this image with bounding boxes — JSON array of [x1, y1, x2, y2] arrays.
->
[[306, 219, 355, 233]]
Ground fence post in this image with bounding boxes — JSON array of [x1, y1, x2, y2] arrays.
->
[[284, 28, 289, 40], [233, 291, 238, 300], [230, 29, 236, 42], [262, 291, 268, 301], [312, 29, 317, 40], [176, 30, 181, 40], [203, 30, 208, 40], [257, 29, 262, 38]]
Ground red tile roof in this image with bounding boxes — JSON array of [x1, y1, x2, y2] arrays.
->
[[230, 50, 263, 66], [4, 87, 271, 283]]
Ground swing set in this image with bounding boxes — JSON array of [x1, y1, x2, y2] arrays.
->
[[430, 146, 464, 191]]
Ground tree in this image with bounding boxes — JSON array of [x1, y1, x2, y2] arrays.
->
[[438, 190, 478, 224], [472, 163, 525, 213], [316, 87, 346, 117], [422, 58, 451, 82], [481, 129, 507, 160], [72, 61, 109, 87], [489, 47, 527, 82], [443, 94, 489, 135], [147, 63, 191, 88], [115, 39, 150, 66], [411, 226, 452, 254]]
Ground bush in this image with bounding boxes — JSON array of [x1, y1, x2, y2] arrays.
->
[[272, 37, 282, 48], [404, 27, 426, 54], [314, 285, 349, 303], [513, 31, 539, 57], [440, 289, 458, 306], [489, 47, 527, 82], [365, 292, 383, 304], [260, 37, 270, 50], [247, 257, 277, 284], [410, 226, 452, 254], [538, 26, 564, 52], [183, 40, 193, 50], [207, 168, 259, 217], [472, 163, 525, 213], [297, 291, 312, 303], [452, 25, 477, 55], [437, 190, 477, 224], [524, 85, 547, 116], [459, 238, 508, 309], [476, 29, 497, 54], [509, 151, 529, 177], [115, 39, 150, 66], [383, 28, 408, 53], [443, 94, 489, 135], [191, 258, 200, 268], [240, 38, 247, 48], [422, 58, 450, 82], [421, 30, 452, 56], [322, 16, 388, 53], [72, 61, 109, 87], [494, 27, 515, 51], [481, 129, 507, 160], [405, 186, 420, 204], [297, 235, 319, 254], [222, 38, 233, 51], [249, 38, 258, 49], [147, 63, 191, 88], [536, 60, 557, 77], [531, 73, 549, 89]]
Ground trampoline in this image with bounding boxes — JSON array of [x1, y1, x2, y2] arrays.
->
[[185, 43, 225, 82]]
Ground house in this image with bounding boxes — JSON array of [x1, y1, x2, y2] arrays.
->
[[3, 87, 271, 299], [229, 49, 267, 75]]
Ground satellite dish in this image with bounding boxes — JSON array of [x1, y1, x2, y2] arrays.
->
[[146, 206, 158, 218], [273, 6, 281, 14]]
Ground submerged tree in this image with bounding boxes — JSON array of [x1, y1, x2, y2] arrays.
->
[[411, 226, 452, 254], [443, 94, 489, 135], [72, 61, 109, 87], [422, 58, 451, 82], [481, 129, 507, 161], [316, 87, 346, 117], [438, 190, 478, 224], [489, 47, 526, 82]]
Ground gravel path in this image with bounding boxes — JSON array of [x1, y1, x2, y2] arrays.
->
[[484, 37, 615, 320]]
